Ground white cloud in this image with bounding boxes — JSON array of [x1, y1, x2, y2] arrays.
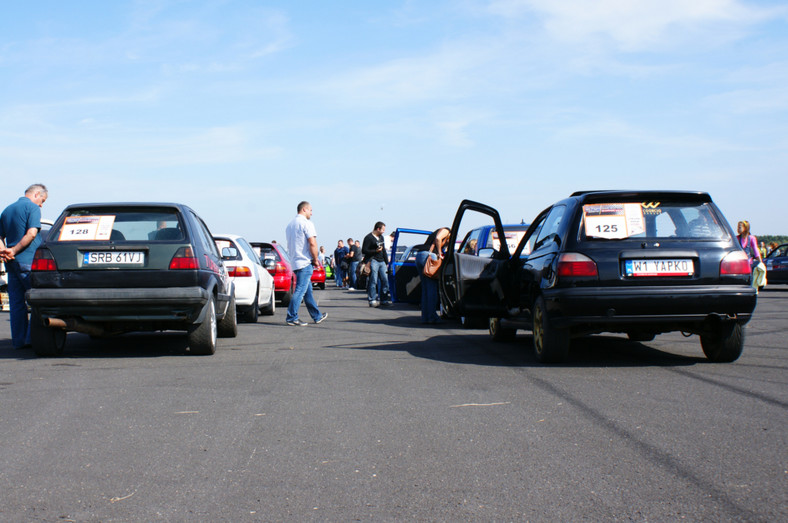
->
[[486, 0, 776, 51], [315, 42, 495, 107]]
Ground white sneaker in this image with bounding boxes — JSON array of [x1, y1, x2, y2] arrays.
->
[[369, 300, 379, 307]]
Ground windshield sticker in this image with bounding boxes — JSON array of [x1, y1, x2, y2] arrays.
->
[[58, 215, 116, 241], [583, 203, 645, 239], [491, 230, 527, 252]]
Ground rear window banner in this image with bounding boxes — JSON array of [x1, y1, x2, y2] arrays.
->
[[583, 203, 645, 239], [58, 215, 116, 241], [491, 230, 527, 251]]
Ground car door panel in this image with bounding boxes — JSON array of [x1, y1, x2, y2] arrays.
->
[[440, 200, 511, 317]]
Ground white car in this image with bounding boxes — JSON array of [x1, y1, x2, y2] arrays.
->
[[214, 234, 276, 322]]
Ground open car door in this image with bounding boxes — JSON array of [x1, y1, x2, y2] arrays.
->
[[439, 200, 512, 319]]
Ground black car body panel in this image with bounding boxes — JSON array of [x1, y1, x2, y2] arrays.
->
[[26, 203, 234, 350], [440, 193, 757, 362]]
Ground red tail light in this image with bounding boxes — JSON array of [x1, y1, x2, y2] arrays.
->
[[557, 252, 598, 278], [228, 266, 252, 277], [31, 248, 57, 271], [169, 246, 199, 270], [720, 251, 751, 275], [274, 262, 288, 274]]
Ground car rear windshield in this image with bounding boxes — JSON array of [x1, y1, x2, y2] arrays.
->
[[581, 201, 727, 240], [53, 208, 184, 242]]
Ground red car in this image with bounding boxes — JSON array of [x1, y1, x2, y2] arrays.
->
[[311, 263, 326, 290], [251, 242, 296, 306]]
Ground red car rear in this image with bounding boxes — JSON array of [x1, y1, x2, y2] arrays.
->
[[311, 264, 326, 289], [252, 242, 296, 306]]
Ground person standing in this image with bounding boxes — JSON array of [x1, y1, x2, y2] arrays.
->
[[737, 220, 764, 291], [414, 227, 451, 324], [284, 201, 327, 326], [346, 237, 360, 290], [0, 184, 48, 349], [333, 240, 348, 288], [362, 221, 391, 307]]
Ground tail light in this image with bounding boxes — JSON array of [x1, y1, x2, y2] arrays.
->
[[720, 251, 751, 276], [557, 252, 598, 278], [228, 266, 252, 277], [169, 246, 199, 270], [31, 248, 57, 271], [275, 262, 288, 274]]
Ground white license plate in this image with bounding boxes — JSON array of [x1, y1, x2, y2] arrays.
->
[[625, 259, 694, 277], [83, 251, 145, 265]]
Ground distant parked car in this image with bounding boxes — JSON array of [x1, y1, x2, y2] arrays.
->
[[214, 234, 276, 322], [439, 192, 757, 363], [26, 203, 237, 356], [311, 263, 326, 289], [764, 243, 788, 284], [457, 223, 530, 257], [251, 242, 296, 305]]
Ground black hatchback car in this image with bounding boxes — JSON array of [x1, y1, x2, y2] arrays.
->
[[439, 192, 757, 363], [26, 203, 237, 357]]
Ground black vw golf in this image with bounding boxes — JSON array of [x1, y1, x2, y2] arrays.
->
[[439, 191, 757, 363], [26, 203, 237, 357]]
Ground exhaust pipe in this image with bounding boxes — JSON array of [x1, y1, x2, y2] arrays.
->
[[44, 317, 108, 337]]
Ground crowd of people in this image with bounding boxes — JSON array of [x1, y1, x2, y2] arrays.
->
[[316, 219, 452, 322]]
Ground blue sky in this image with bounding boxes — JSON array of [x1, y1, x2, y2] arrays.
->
[[2, 0, 787, 247]]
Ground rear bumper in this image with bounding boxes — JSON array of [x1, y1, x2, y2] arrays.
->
[[26, 287, 209, 323], [543, 285, 757, 330]]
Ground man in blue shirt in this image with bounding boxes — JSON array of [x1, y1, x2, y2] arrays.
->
[[0, 184, 48, 349], [333, 240, 349, 288]]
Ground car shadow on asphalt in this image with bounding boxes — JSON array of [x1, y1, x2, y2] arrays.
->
[[351, 316, 705, 368], [0, 332, 192, 359]]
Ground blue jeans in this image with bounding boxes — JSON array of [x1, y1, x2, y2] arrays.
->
[[7, 261, 33, 348], [334, 264, 345, 287], [415, 251, 440, 322], [348, 261, 359, 288], [367, 258, 390, 303], [287, 265, 322, 323]]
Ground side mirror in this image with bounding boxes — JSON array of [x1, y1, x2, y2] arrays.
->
[[478, 248, 496, 258], [262, 258, 276, 270], [221, 247, 239, 259]]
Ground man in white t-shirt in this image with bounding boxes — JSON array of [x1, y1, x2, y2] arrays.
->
[[284, 201, 327, 326]]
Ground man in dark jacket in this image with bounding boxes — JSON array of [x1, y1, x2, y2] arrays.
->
[[362, 222, 390, 307]]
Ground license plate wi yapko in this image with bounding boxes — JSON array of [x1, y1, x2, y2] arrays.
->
[[625, 259, 693, 277]]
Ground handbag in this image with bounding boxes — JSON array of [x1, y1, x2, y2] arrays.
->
[[423, 254, 442, 279]]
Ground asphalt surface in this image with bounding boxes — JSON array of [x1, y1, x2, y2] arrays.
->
[[1, 285, 786, 522]]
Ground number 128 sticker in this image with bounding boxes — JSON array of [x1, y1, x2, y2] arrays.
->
[[59, 215, 116, 241]]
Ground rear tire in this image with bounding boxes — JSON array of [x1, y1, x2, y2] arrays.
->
[[489, 317, 516, 341], [243, 291, 260, 323], [532, 295, 569, 363], [261, 289, 276, 316], [188, 296, 217, 355], [218, 293, 238, 338], [701, 323, 743, 363], [280, 279, 294, 306], [31, 309, 66, 357]]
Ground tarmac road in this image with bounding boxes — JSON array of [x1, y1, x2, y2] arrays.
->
[[1, 285, 786, 521]]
